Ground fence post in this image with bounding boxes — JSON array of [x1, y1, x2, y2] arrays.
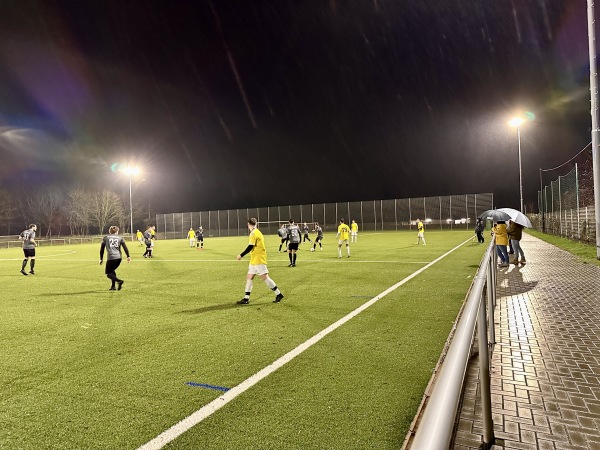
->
[[478, 283, 495, 448]]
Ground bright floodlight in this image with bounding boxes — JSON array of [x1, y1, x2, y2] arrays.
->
[[122, 166, 140, 176], [508, 117, 524, 127]]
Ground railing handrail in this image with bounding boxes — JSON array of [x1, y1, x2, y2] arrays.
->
[[408, 239, 495, 449]]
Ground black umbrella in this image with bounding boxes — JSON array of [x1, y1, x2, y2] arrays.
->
[[478, 209, 512, 222]]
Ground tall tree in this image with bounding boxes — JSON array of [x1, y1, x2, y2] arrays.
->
[[66, 188, 93, 235], [90, 190, 124, 234], [0, 189, 18, 235], [19, 189, 64, 236]]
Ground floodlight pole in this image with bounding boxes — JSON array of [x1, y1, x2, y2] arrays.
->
[[517, 126, 524, 212], [587, 0, 600, 259], [129, 174, 134, 242]]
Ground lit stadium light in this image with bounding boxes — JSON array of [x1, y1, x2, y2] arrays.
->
[[508, 117, 524, 128], [121, 166, 141, 240], [508, 114, 533, 212]]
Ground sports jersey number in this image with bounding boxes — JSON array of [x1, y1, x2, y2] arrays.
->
[[109, 237, 120, 249]]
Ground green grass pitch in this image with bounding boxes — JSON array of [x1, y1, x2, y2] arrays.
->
[[0, 229, 486, 449]]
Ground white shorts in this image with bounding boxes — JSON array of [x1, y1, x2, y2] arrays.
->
[[248, 264, 269, 276], [418, 232, 424, 238], [351, 231, 357, 236], [338, 239, 349, 246]]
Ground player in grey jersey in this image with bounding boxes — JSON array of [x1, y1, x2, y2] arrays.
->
[[99, 225, 131, 290], [311, 223, 324, 251], [19, 224, 37, 275]]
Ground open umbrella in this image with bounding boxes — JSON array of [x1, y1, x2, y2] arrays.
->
[[478, 209, 512, 222], [498, 208, 533, 228]]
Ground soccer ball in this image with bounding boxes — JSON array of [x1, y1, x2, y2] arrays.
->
[[310, 248, 315, 252]]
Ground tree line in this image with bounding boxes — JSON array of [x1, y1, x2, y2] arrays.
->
[[0, 187, 151, 237]]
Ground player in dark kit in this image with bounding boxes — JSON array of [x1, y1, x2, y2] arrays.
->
[[19, 223, 37, 275], [100, 225, 131, 290], [277, 223, 288, 252], [286, 219, 301, 267], [195, 226, 204, 250], [311, 222, 324, 251], [302, 222, 312, 243], [142, 227, 154, 258]]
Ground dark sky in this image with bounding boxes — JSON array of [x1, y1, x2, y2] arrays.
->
[[0, 0, 592, 214]]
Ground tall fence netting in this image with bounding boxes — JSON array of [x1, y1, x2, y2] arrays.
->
[[535, 149, 596, 244], [156, 193, 494, 240]]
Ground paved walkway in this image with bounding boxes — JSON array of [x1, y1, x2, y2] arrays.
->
[[453, 233, 600, 450]]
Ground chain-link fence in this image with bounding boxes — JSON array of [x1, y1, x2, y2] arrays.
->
[[534, 151, 597, 244], [155, 193, 493, 239]]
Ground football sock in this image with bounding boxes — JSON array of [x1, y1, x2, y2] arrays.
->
[[244, 279, 253, 298], [22, 259, 28, 270], [289, 253, 292, 263], [292, 253, 297, 264], [265, 278, 279, 293], [338, 248, 342, 257], [313, 244, 316, 250], [347, 247, 350, 256], [107, 272, 117, 288], [30, 259, 35, 270]]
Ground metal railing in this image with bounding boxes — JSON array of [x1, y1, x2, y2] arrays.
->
[[406, 240, 497, 449]]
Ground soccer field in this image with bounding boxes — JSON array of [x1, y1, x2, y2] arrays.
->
[[1, 230, 485, 449]]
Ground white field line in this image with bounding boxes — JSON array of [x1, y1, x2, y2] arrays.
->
[[0, 251, 77, 261], [0, 257, 429, 264], [136, 236, 473, 450]]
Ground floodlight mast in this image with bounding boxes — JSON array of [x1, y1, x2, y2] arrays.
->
[[509, 117, 525, 212], [122, 167, 139, 241]]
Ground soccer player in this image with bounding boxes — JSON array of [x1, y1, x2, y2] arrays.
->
[[236, 218, 284, 305], [302, 222, 312, 243], [416, 218, 426, 245], [286, 219, 301, 267], [19, 224, 37, 275], [311, 222, 323, 251], [187, 227, 196, 248], [195, 226, 204, 250], [142, 226, 154, 258], [336, 218, 351, 258], [277, 223, 288, 252], [136, 229, 144, 246], [99, 225, 131, 290], [350, 220, 359, 243]]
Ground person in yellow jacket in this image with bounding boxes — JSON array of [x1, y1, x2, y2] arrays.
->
[[336, 219, 351, 258], [136, 229, 144, 246], [187, 228, 196, 248], [350, 220, 359, 243], [493, 221, 509, 267]]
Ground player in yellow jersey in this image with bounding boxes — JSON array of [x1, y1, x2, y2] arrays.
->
[[350, 220, 358, 242], [416, 218, 426, 245], [236, 218, 284, 305], [136, 229, 144, 246], [336, 218, 351, 258], [187, 228, 196, 248]]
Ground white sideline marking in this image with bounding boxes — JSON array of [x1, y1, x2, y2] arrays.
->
[[0, 251, 77, 261], [137, 237, 473, 450]]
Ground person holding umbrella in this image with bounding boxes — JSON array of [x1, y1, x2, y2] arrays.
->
[[493, 221, 510, 267], [507, 220, 526, 265]]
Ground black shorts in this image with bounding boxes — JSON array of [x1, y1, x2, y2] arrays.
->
[[23, 248, 35, 258], [105, 258, 122, 274], [197, 235, 203, 241], [315, 236, 323, 243], [288, 242, 299, 251]]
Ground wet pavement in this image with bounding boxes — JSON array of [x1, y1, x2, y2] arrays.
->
[[454, 233, 600, 450]]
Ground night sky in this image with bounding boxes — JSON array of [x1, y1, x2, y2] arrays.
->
[[0, 1, 592, 214]]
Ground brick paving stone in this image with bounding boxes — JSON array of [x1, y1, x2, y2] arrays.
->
[[450, 234, 600, 449]]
